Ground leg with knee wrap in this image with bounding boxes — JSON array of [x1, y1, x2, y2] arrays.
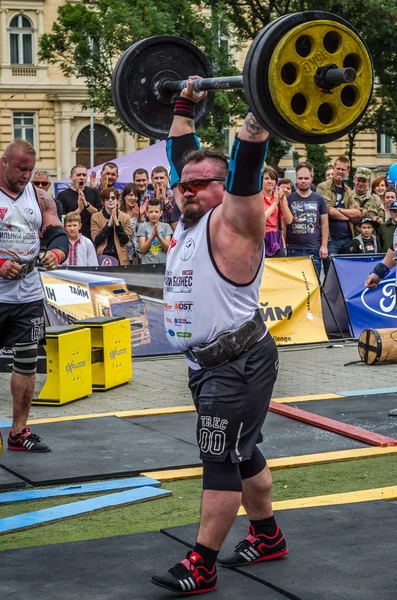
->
[[12, 343, 39, 375], [239, 447, 267, 480], [202, 459, 242, 492]]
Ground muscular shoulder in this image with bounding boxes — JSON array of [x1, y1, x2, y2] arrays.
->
[[37, 188, 58, 214]]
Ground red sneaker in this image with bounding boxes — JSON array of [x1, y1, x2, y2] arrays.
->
[[219, 525, 288, 568]]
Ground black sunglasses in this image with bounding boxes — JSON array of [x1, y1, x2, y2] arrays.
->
[[32, 181, 50, 187], [177, 178, 225, 195]]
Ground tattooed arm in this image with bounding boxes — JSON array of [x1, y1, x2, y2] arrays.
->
[[37, 189, 67, 267], [220, 112, 269, 242], [239, 112, 269, 143]]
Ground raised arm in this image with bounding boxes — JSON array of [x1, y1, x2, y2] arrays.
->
[[221, 113, 269, 242], [38, 189, 68, 268], [166, 78, 202, 211]]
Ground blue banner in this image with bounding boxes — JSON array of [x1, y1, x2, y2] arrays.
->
[[332, 255, 396, 338]]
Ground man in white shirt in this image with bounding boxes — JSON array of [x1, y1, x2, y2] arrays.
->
[[61, 212, 98, 267]]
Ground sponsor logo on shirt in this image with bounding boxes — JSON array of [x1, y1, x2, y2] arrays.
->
[[180, 238, 195, 261], [0, 208, 8, 220], [174, 301, 193, 311], [174, 317, 192, 325], [166, 317, 173, 324], [176, 331, 192, 338], [169, 238, 177, 251], [168, 329, 175, 337], [164, 303, 173, 310], [164, 269, 193, 293]]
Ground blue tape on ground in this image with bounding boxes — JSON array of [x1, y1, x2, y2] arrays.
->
[[0, 476, 160, 505], [337, 387, 397, 397], [0, 486, 171, 534], [0, 421, 12, 428]]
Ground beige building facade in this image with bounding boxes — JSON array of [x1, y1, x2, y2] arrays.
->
[[0, 0, 395, 184], [0, 0, 141, 182]]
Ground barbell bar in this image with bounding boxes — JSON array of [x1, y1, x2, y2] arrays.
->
[[112, 11, 374, 144], [155, 67, 356, 97]]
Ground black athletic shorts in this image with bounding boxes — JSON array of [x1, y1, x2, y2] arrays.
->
[[0, 300, 45, 347], [188, 332, 279, 464]]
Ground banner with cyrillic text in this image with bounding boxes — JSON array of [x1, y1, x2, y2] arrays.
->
[[260, 257, 328, 345]]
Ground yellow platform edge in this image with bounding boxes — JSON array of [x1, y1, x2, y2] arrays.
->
[[25, 393, 344, 426], [238, 485, 397, 513], [141, 446, 397, 481]]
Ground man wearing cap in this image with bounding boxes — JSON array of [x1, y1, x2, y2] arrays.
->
[[349, 216, 380, 254], [353, 167, 385, 229]]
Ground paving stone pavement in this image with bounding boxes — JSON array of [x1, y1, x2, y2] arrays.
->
[[0, 341, 396, 423]]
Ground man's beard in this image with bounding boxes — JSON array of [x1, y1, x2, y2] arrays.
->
[[181, 202, 205, 229]]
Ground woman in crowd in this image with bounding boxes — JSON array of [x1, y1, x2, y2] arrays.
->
[[372, 177, 388, 208], [91, 187, 131, 265], [263, 166, 293, 257], [120, 183, 141, 264]]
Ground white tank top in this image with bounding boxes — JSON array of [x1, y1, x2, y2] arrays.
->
[[0, 182, 43, 303], [164, 210, 265, 368]]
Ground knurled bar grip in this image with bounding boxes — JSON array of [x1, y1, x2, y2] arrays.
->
[[158, 68, 355, 96]]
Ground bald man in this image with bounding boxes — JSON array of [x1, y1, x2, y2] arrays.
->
[[0, 139, 69, 452]]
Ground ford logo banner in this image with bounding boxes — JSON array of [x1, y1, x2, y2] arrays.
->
[[330, 255, 396, 338]]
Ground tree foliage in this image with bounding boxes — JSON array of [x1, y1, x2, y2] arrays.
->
[[39, 0, 246, 148], [217, 0, 397, 159], [305, 144, 330, 185]]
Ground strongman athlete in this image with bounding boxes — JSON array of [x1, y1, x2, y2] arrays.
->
[[0, 139, 69, 452], [365, 230, 397, 416], [151, 80, 287, 595]]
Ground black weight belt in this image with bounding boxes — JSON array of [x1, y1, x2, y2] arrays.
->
[[184, 308, 267, 369], [13, 259, 36, 280]]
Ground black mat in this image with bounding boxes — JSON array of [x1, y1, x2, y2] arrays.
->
[[129, 410, 369, 460], [164, 500, 397, 600], [0, 465, 27, 491], [285, 394, 397, 439], [0, 417, 200, 486], [0, 531, 286, 600]]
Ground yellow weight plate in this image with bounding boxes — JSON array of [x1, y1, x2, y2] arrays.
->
[[268, 20, 373, 136]]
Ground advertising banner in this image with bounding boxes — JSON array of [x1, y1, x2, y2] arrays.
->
[[260, 257, 328, 345], [331, 255, 396, 338]]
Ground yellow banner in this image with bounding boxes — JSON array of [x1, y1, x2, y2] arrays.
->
[[259, 257, 328, 345]]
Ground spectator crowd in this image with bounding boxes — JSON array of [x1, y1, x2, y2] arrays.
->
[[36, 156, 397, 276]]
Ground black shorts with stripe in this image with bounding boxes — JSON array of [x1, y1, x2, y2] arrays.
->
[[188, 332, 279, 464], [0, 300, 45, 348]]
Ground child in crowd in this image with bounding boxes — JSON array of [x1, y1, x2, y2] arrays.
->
[[277, 178, 294, 197], [349, 216, 380, 254], [61, 212, 98, 266], [380, 198, 397, 252], [137, 199, 172, 264]]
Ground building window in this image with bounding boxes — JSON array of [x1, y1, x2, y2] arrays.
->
[[10, 15, 33, 65], [13, 113, 35, 146], [377, 133, 394, 155]]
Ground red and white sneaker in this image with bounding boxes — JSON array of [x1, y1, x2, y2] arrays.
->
[[8, 427, 51, 452], [219, 525, 288, 568]]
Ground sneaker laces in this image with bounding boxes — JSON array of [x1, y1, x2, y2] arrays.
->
[[234, 538, 256, 553], [169, 561, 194, 579]]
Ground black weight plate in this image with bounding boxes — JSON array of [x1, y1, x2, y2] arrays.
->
[[243, 11, 374, 144], [112, 36, 215, 140]]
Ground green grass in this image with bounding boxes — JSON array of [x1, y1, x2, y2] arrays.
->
[[0, 455, 396, 551]]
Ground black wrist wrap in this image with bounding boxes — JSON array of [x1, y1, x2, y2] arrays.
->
[[225, 135, 268, 197], [166, 132, 201, 187], [174, 96, 196, 119]]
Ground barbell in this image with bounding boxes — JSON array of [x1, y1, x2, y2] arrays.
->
[[112, 11, 374, 144]]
